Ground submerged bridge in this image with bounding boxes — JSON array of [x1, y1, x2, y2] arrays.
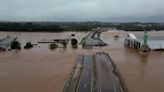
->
[[63, 52, 128, 92], [80, 28, 107, 46]]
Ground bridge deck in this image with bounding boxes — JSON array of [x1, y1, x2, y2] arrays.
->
[[80, 29, 107, 46], [63, 52, 128, 92], [95, 53, 124, 92]]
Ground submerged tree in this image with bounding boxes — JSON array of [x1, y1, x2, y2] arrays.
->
[[71, 39, 78, 48], [61, 41, 67, 48], [49, 43, 58, 50], [11, 41, 21, 50], [24, 42, 33, 49]]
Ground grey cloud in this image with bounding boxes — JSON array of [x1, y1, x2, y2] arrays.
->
[[0, 0, 164, 22]]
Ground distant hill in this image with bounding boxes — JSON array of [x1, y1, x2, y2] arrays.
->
[[0, 22, 164, 32]]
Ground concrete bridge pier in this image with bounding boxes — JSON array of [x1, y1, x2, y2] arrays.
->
[[124, 39, 141, 50]]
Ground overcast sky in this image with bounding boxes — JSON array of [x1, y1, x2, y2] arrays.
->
[[0, 0, 164, 22]]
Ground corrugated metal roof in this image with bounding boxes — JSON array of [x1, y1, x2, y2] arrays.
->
[[0, 36, 17, 49]]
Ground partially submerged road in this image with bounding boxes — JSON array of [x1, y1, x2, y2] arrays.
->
[[63, 52, 128, 92]]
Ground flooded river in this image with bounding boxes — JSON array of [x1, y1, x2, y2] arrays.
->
[[0, 31, 164, 92]]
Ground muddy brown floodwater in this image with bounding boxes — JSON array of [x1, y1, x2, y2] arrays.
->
[[0, 31, 164, 92]]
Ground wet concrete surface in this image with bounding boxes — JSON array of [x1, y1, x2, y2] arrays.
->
[[95, 53, 124, 92], [0, 31, 164, 92], [76, 56, 93, 92], [64, 53, 126, 92]]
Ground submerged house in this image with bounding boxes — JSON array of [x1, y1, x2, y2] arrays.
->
[[0, 36, 17, 51]]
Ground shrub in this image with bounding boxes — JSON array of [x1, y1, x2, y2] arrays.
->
[[24, 42, 33, 49], [11, 41, 21, 49], [71, 39, 78, 48]]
